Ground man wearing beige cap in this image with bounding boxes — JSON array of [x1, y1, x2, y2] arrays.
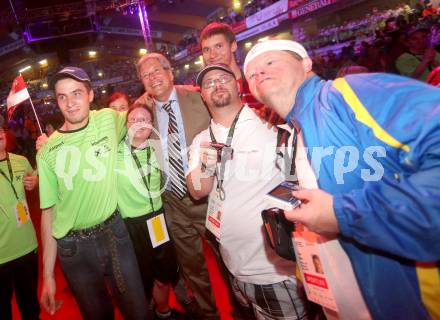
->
[[243, 39, 440, 320]]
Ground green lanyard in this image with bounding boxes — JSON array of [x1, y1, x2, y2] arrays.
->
[[208, 106, 244, 200], [0, 154, 20, 200], [128, 143, 156, 212]]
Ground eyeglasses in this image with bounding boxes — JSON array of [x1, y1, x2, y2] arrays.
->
[[141, 67, 167, 80], [127, 118, 152, 124], [202, 74, 234, 89]]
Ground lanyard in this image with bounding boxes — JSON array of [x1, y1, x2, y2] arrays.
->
[[208, 106, 244, 200], [0, 154, 19, 200], [277, 121, 299, 183], [128, 143, 156, 212]]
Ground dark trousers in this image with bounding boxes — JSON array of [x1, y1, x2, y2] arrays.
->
[[0, 250, 40, 320], [123, 209, 179, 302], [57, 214, 151, 320], [163, 192, 219, 320]]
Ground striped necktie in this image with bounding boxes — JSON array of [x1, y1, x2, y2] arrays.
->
[[163, 100, 187, 199]]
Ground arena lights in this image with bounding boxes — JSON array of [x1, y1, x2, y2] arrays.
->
[[42, 83, 48, 88], [233, 0, 241, 10], [184, 64, 190, 70], [139, 48, 147, 55], [98, 71, 103, 77], [19, 65, 31, 73], [39, 59, 48, 66], [88, 51, 97, 58], [194, 55, 203, 66], [245, 42, 252, 49]]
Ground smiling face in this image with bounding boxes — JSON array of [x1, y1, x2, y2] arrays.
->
[[201, 34, 237, 67], [55, 78, 93, 130], [127, 107, 153, 144], [200, 69, 239, 110], [139, 58, 174, 102], [245, 50, 311, 117]]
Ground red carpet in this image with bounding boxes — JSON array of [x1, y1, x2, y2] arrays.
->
[[12, 189, 233, 320]]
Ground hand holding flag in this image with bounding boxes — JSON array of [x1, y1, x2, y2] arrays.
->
[[6, 74, 43, 135]]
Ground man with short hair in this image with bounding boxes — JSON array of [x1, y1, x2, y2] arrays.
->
[[37, 67, 150, 319], [200, 22, 262, 109], [0, 123, 40, 320], [244, 39, 440, 319], [186, 63, 307, 320], [136, 53, 219, 320]]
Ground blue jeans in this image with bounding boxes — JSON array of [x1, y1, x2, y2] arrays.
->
[[57, 213, 151, 320]]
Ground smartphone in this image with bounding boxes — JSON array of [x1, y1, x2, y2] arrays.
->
[[265, 181, 301, 211]]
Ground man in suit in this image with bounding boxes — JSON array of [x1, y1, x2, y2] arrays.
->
[[136, 53, 219, 320]]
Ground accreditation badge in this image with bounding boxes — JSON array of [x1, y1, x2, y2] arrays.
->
[[15, 200, 30, 227], [292, 225, 338, 312], [146, 213, 170, 248], [206, 192, 223, 241]]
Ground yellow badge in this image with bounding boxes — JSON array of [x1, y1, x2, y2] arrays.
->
[[15, 201, 30, 226], [147, 213, 170, 248]]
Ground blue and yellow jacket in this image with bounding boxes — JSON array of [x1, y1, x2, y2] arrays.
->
[[287, 74, 440, 319]]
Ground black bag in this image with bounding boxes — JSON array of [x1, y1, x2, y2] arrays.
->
[[261, 208, 296, 261], [261, 124, 300, 261]]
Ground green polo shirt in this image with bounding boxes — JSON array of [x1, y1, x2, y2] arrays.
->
[[396, 51, 440, 81], [116, 141, 162, 218], [37, 109, 126, 239], [0, 153, 37, 264]]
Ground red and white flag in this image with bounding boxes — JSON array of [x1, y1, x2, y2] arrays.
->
[[6, 75, 30, 118]]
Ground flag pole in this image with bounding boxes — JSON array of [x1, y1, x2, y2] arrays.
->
[[18, 73, 43, 136], [28, 98, 43, 135]]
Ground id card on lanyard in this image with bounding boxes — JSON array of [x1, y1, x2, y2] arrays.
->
[[205, 107, 243, 242], [129, 144, 170, 248], [0, 154, 30, 227]]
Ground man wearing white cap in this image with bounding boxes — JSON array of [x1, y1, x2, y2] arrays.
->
[[243, 39, 440, 320], [187, 63, 308, 320]]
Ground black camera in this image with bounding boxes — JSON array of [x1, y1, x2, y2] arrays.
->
[[209, 142, 233, 162], [261, 208, 296, 261]]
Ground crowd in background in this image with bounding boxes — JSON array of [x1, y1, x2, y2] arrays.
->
[[1, 0, 440, 165], [308, 2, 440, 79], [173, 0, 283, 53]]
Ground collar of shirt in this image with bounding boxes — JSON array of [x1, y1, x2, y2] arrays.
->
[[209, 104, 254, 130], [155, 87, 178, 112], [285, 75, 324, 127]]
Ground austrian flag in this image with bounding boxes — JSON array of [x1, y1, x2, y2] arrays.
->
[[6, 75, 30, 116]]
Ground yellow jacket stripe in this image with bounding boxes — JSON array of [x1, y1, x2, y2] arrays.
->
[[333, 78, 411, 152]]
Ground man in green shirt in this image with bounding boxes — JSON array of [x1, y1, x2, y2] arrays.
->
[[0, 124, 39, 320], [37, 67, 150, 319]]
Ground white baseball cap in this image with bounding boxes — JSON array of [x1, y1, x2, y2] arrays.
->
[[243, 39, 309, 76]]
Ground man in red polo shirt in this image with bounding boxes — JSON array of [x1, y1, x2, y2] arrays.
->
[[199, 22, 263, 110]]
